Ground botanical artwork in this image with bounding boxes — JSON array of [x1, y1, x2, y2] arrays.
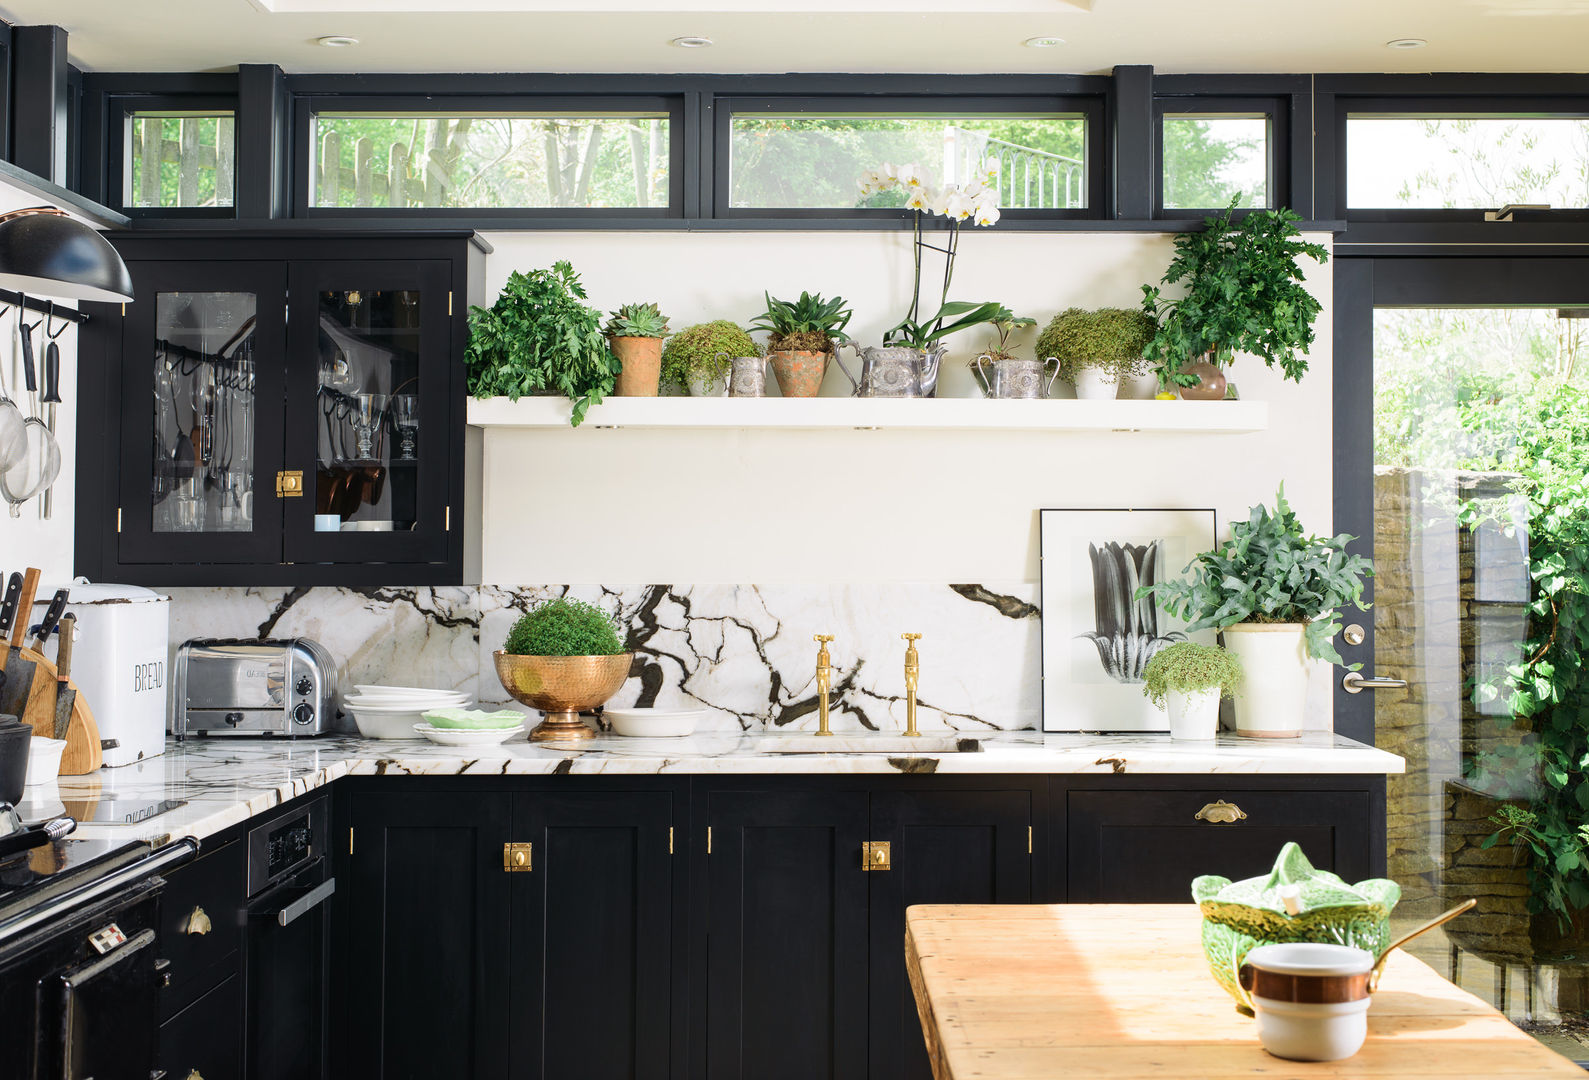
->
[[1040, 509, 1217, 732]]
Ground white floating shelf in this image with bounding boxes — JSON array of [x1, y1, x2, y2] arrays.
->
[[467, 396, 1269, 434]]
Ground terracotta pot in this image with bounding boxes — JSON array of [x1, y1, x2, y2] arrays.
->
[[768, 349, 830, 397], [610, 336, 663, 397], [1180, 354, 1228, 401]]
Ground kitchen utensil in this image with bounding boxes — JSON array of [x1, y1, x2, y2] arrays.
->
[[1239, 942, 1374, 1062], [0, 573, 18, 702], [54, 637, 102, 777], [0, 315, 26, 472], [0, 321, 59, 516], [39, 336, 60, 519], [0, 809, 74, 861], [51, 615, 76, 741], [24, 735, 65, 786], [414, 722, 524, 747], [12, 639, 101, 775], [0, 570, 40, 718], [28, 588, 68, 653], [0, 714, 30, 805], [172, 638, 337, 738], [603, 707, 703, 738], [1368, 898, 1476, 990]]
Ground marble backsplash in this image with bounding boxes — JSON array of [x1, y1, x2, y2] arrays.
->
[[164, 584, 1042, 735]]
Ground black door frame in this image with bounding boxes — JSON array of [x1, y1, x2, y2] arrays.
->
[[1332, 253, 1589, 743]]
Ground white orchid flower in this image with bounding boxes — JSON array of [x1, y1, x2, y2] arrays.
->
[[897, 163, 928, 189], [961, 179, 988, 200], [927, 187, 953, 217], [858, 169, 882, 195], [943, 191, 974, 221], [980, 158, 1001, 181], [903, 185, 933, 212], [973, 202, 1001, 227], [973, 188, 1000, 210]]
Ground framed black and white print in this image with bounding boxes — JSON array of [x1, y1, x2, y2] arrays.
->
[[1040, 508, 1218, 732]]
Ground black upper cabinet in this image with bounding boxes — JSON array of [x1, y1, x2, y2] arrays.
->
[[75, 231, 487, 586]]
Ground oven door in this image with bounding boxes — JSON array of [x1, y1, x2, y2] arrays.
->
[[246, 856, 333, 1080], [57, 926, 164, 1080]]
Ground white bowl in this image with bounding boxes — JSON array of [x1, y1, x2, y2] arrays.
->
[[345, 705, 427, 740], [415, 723, 525, 747], [603, 708, 702, 738], [354, 684, 471, 701], [25, 737, 67, 786], [343, 696, 468, 711]]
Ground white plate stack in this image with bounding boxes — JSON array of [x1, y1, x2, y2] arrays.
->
[[343, 685, 473, 740]]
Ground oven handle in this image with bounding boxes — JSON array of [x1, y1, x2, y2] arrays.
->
[[61, 927, 158, 991], [0, 837, 198, 945], [257, 876, 336, 928]]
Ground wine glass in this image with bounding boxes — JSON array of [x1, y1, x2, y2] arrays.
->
[[391, 395, 418, 460], [354, 393, 388, 462]]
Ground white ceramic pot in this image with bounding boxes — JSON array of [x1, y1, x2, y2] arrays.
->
[[1165, 687, 1220, 740], [1072, 366, 1120, 401], [1120, 371, 1161, 400], [1221, 623, 1308, 738], [1242, 943, 1374, 1062], [687, 371, 729, 397]]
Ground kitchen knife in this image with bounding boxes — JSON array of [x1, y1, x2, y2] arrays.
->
[[29, 588, 68, 652], [0, 573, 19, 698], [52, 614, 75, 741], [0, 569, 40, 717]]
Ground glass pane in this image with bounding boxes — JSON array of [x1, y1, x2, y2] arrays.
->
[[152, 293, 256, 533], [314, 288, 423, 533], [310, 114, 670, 209], [1374, 306, 1589, 1050], [1348, 116, 1589, 208], [1161, 114, 1268, 209], [729, 114, 1087, 209], [128, 113, 235, 208]]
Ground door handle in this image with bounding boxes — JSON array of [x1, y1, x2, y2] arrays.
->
[[273, 877, 336, 927], [1342, 672, 1409, 694]]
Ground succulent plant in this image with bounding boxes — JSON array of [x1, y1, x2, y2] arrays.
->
[[661, 320, 761, 385], [604, 301, 670, 339], [749, 291, 853, 353]]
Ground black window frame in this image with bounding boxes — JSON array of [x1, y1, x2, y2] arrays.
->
[[1153, 95, 1288, 217], [107, 92, 241, 220], [712, 93, 1107, 222], [291, 93, 688, 220]]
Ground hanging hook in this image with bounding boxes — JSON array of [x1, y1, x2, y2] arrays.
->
[[45, 301, 71, 340]]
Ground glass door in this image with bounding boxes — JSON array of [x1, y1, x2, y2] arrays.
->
[[116, 261, 287, 566], [282, 260, 451, 568], [1337, 257, 1589, 1054]]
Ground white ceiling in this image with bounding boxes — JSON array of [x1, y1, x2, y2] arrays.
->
[[4, 0, 1588, 75]]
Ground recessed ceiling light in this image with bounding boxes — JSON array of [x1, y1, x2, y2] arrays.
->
[[316, 35, 359, 47], [1024, 36, 1065, 48], [670, 35, 713, 48], [1385, 37, 1427, 49]]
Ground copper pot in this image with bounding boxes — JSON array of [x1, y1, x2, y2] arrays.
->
[[492, 651, 633, 741]]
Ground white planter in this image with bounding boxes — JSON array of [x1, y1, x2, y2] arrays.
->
[[1072, 366, 1120, 400], [1165, 687, 1221, 740], [1120, 371, 1162, 400], [687, 372, 728, 397], [1221, 623, 1308, 738]]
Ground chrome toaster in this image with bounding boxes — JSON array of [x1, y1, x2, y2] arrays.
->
[[172, 638, 339, 738]]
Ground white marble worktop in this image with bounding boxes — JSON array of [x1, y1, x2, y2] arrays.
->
[[15, 731, 1403, 848]]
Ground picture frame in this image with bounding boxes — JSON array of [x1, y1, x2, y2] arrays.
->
[[1040, 507, 1219, 732]]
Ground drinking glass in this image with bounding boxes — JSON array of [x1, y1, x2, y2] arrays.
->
[[354, 393, 388, 461], [391, 395, 418, 460]]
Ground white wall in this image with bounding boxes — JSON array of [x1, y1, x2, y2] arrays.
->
[[474, 229, 1334, 586]]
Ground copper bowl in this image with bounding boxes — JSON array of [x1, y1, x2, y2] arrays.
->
[[492, 651, 633, 741]]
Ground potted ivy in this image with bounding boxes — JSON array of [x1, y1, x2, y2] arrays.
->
[[1138, 487, 1372, 738], [1141, 202, 1330, 399], [661, 321, 761, 397], [604, 301, 670, 397], [749, 291, 852, 397], [493, 597, 633, 742], [1142, 641, 1242, 741], [1035, 307, 1154, 401], [465, 261, 620, 427]]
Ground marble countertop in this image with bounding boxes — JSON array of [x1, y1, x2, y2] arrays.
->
[[16, 731, 1403, 847]]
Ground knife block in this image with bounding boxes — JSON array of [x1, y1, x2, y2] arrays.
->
[[16, 647, 101, 775]]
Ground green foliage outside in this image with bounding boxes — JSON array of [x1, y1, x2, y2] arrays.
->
[[1161, 116, 1267, 210], [661, 321, 760, 386], [1142, 642, 1243, 709], [1034, 307, 1154, 379], [130, 114, 233, 208], [503, 598, 625, 657]]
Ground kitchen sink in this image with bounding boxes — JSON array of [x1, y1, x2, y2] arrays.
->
[[752, 735, 981, 754]]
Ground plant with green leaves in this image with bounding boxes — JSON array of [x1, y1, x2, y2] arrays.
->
[[968, 305, 1037, 365], [1137, 486, 1373, 665], [1141, 642, 1242, 709], [661, 321, 761, 387], [504, 597, 626, 657], [603, 301, 670, 339], [1036, 307, 1155, 380], [1141, 201, 1330, 387], [465, 261, 620, 426], [749, 291, 854, 353]]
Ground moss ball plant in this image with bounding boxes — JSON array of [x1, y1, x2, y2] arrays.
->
[[1035, 307, 1155, 381], [1141, 642, 1242, 709], [504, 598, 625, 657], [660, 321, 762, 387]]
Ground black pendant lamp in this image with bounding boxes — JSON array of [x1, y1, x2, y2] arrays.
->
[[0, 206, 134, 303]]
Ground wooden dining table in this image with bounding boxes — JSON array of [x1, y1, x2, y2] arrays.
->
[[905, 904, 1585, 1079]]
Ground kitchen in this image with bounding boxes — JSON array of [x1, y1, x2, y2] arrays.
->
[[0, 3, 1587, 1078]]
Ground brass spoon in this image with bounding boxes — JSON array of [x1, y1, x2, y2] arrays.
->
[[1370, 898, 1477, 990]]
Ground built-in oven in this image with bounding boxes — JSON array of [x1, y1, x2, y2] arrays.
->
[[245, 796, 334, 1080]]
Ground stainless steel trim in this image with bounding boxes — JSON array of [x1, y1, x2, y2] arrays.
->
[[275, 877, 336, 927], [0, 838, 198, 944]]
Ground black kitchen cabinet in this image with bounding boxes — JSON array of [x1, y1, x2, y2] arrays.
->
[[157, 835, 247, 1077], [161, 973, 245, 1080], [75, 230, 488, 586]]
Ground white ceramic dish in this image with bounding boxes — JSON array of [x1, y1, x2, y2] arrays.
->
[[603, 708, 703, 738], [354, 684, 471, 700], [415, 723, 525, 747], [343, 695, 469, 711], [25, 736, 66, 786], [344, 704, 427, 739]]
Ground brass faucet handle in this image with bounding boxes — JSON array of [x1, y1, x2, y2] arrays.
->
[[814, 634, 835, 644], [902, 633, 922, 643]]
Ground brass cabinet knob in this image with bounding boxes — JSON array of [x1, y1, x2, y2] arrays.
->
[[513, 850, 527, 866], [187, 1070, 206, 1080], [1194, 800, 1248, 824], [183, 905, 212, 935]]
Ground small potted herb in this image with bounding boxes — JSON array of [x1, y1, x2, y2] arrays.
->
[[493, 597, 633, 742], [661, 321, 761, 397], [1142, 641, 1242, 740], [968, 306, 1043, 398], [749, 291, 853, 397], [604, 302, 671, 397], [465, 261, 620, 426], [1035, 307, 1154, 400]]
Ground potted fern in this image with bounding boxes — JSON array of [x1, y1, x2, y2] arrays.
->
[[749, 291, 852, 397], [1035, 307, 1154, 401], [1142, 642, 1242, 741], [661, 321, 761, 397], [1137, 487, 1371, 737], [604, 302, 670, 397]]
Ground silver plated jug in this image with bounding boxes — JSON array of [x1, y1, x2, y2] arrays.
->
[[728, 355, 770, 398], [972, 355, 1060, 399], [834, 343, 944, 398]]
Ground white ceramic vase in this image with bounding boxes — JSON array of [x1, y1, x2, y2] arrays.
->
[[1165, 687, 1220, 740], [1072, 366, 1120, 400], [687, 371, 729, 397], [1120, 371, 1161, 400], [1221, 623, 1308, 738]]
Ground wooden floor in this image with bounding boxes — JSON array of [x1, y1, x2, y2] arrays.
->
[[905, 904, 1588, 1080]]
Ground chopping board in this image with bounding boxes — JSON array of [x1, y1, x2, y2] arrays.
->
[[16, 646, 101, 775]]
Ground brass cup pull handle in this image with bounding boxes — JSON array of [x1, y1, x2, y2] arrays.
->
[[183, 905, 212, 935], [187, 1071, 206, 1080], [1195, 800, 1248, 824]]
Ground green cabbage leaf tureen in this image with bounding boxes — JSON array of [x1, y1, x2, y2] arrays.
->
[[1193, 842, 1400, 1011]]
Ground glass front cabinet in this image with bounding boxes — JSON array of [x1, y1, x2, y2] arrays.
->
[[76, 232, 487, 585]]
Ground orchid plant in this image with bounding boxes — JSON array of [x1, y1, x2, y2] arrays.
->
[[857, 160, 1007, 351]]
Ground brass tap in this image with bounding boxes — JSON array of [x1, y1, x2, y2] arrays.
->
[[902, 633, 922, 737], [814, 634, 835, 736]]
